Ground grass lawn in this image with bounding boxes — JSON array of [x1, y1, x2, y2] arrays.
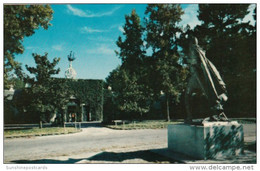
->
[[105, 118, 256, 130], [105, 120, 182, 130], [4, 127, 81, 138]]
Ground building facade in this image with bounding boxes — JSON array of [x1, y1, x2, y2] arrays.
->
[[4, 79, 104, 124], [60, 78, 104, 123]]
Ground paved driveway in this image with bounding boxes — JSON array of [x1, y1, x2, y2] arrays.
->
[[4, 127, 168, 163]]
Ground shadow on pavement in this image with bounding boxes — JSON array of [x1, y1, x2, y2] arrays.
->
[[86, 150, 178, 163], [11, 149, 178, 164], [244, 141, 256, 152], [11, 158, 83, 164], [10, 138, 256, 164]]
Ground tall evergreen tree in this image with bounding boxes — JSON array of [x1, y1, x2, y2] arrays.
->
[[145, 4, 188, 121], [195, 4, 250, 72], [116, 9, 146, 73], [108, 9, 151, 119]]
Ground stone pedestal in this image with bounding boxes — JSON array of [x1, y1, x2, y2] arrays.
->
[[168, 121, 244, 160]]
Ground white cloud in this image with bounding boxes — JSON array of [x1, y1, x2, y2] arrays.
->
[[67, 5, 89, 17], [179, 4, 201, 29], [26, 46, 35, 50], [67, 5, 121, 18], [118, 26, 124, 33], [25, 46, 39, 53], [109, 23, 122, 29], [87, 45, 114, 55], [52, 44, 63, 51], [81, 26, 106, 33], [94, 6, 121, 17], [87, 36, 114, 42], [242, 4, 256, 25], [98, 47, 114, 55]]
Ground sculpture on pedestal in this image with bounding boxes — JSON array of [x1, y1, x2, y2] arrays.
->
[[185, 38, 228, 124]]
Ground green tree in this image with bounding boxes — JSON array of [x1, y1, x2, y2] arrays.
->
[[24, 53, 69, 123], [116, 9, 146, 73], [107, 9, 151, 120], [106, 66, 150, 120], [4, 5, 53, 89], [195, 4, 250, 71], [145, 4, 188, 121]]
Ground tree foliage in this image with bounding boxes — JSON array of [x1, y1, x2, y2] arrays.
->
[[145, 4, 188, 121], [107, 10, 151, 120], [106, 66, 151, 120], [107, 4, 256, 121], [196, 4, 250, 72], [24, 53, 69, 122], [116, 9, 146, 73], [4, 5, 53, 88]]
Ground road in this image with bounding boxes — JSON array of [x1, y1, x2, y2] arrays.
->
[[4, 127, 168, 163], [4, 123, 256, 163]]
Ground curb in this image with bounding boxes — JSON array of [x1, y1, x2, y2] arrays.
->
[[105, 126, 167, 130], [4, 130, 82, 139]]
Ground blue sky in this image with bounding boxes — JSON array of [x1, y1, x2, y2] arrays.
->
[[14, 4, 255, 80]]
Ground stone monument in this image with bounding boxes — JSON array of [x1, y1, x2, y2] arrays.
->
[[65, 51, 77, 79], [168, 38, 244, 160]]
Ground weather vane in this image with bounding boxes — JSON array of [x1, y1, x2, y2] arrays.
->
[[65, 51, 77, 79], [67, 51, 76, 62]]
